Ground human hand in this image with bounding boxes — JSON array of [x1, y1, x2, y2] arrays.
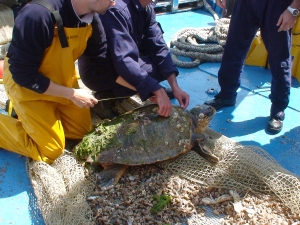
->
[[150, 88, 172, 117], [172, 87, 190, 109], [277, 10, 298, 32], [69, 89, 98, 108], [216, 0, 226, 9]]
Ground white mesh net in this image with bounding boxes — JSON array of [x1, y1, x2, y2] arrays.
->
[[1, 77, 300, 224], [159, 128, 300, 214], [0, 84, 7, 109], [26, 151, 95, 225], [23, 122, 300, 225], [2, 3, 300, 224], [1, 80, 299, 224]]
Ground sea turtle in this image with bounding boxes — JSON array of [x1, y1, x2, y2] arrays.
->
[[74, 104, 216, 190]]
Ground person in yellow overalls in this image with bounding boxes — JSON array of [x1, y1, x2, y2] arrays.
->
[[0, 0, 117, 164]]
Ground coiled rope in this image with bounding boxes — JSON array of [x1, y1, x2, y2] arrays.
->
[[170, 0, 231, 68]]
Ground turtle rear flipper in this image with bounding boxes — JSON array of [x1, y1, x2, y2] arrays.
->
[[96, 164, 129, 190], [192, 139, 219, 164]]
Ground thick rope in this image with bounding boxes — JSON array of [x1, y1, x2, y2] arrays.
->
[[170, 2, 231, 68]]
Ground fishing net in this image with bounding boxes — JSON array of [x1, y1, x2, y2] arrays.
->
[[26, 151, 95, 225], [1, 73, 299, 223], [22, 93, 300, 224], [1, 3, 300, 225], [0, 4, 13, 110], [0, 4, 13, 59], [1, 67, 299, 223], [0, 84, 7, 108], [24, 124, 300, 224], [159, 128, 300, 215]]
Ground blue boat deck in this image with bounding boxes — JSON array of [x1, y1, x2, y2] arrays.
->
[[1, 6, 299, 225], [158, 9, 300, 176]]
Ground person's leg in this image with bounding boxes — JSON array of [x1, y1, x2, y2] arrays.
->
[[102, 55, 171, 98], [79, 58, 136, 119], [0, 100, 65, 164], [59, 101, 92, 150], [59, 101, 92, 139], [205, 0, 259, 110], [78, 54, 137, 97], [259, 0, 291, 133]]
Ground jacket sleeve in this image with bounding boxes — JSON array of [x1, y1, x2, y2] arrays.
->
[[143, 6, 178, 78], [7, 4, 52, 93], [100, 9, 162, 101]]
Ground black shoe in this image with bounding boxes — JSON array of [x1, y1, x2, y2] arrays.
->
[[204, 97, 236, 110], [266, 117, 283, 134], [92, 91, 119, 120], [163, 87, 175, 99]]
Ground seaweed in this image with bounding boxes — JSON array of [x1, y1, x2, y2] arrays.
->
[[150, 193, 172, 214], [73, 122, 120, 161]]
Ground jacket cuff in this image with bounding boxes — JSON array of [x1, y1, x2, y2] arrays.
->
[[135, 77, 161, 101]]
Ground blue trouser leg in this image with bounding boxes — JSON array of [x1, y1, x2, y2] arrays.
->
[[259, 1, 291, 119], [85, 55, 164, 99], [217, 0, 259, 100], [79, 55, 164, 98], [218, 0, 292, 120]]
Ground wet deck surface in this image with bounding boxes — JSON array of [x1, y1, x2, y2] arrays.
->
[[0, 7, 299, 225]]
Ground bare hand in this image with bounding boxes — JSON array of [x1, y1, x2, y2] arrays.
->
[[150, 88, 172, 117], [69, 89, 98, 108], [277, 10, 297, 32], [216, 0, 226, 9], [172, 87, 190, 109]]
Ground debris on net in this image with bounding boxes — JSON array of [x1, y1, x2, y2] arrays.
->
[[26, 151, 95, 225]]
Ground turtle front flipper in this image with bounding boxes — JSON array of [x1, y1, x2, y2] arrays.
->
[[96, 164, 129, 190], [192, 137, 219, 164]]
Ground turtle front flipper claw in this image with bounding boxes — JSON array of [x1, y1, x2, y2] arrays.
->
[[192, 139, 219, 164], [96, 164, 129, 190]]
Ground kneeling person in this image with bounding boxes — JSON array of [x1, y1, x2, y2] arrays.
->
[[78, 0, 189, 119]]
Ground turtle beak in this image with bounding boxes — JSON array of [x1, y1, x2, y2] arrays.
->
[[203, 105, 216, 119], [194, 105, 216, 120], [190, 105, 216, 119]]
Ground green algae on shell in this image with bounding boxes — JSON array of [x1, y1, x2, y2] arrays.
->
[[74, 104, 216, 189]]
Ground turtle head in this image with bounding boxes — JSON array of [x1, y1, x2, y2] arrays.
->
[[189, 104, 216, 133]]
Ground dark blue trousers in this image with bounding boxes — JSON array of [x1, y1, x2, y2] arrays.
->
[[217, 0, 292, 119], [79, 55, 165, 100]]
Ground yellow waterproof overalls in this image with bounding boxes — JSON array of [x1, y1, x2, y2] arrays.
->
[[0, 19, 93, 164]]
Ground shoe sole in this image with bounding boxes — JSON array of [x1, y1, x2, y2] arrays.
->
[[266, 126, 282, 134]]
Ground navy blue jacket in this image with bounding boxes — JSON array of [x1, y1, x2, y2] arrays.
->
[[99, 0, 178, 100]]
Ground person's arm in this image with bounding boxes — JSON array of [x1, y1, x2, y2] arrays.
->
[[167, 74, 189, 109], [44, 81, 98, 108], [82, 16, 137, 92], [144, 7, 190, 111], [290, 0, 300, 9], [100, 9, 162, 101], [149, 73, 189, 117], [8, 4, 53, 93], [144, 7, 179, 80], [9, 3, 97, 108], [277, 0, 300, 32]]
